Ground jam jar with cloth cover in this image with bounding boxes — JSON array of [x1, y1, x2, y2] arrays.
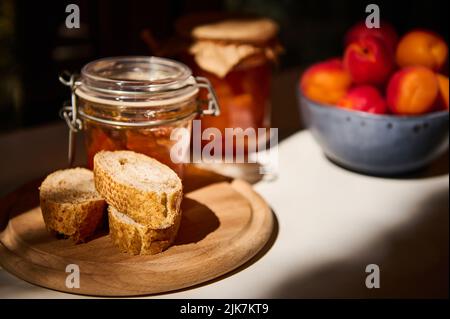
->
[[176, 15, 282, 155]]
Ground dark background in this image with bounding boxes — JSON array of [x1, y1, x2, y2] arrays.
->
[[0, 0, 448, 133]]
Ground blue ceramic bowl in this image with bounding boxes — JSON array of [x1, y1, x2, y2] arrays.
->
[[298, 93, 449, 176]]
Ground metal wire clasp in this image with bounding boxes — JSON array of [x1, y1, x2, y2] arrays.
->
[[59, 71, 82, 132], [195, 76, 221, 116], [59, 71, 82, 166]]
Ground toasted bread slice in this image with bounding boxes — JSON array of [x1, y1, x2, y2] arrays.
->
[[93, 151, 183, 228], [39, 168, 106, 243], [108, 206, 181, 255]]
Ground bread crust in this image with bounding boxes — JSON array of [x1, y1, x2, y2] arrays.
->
[[39, 168, 106, 243], [40, 198, 105, 242], [108, 206, 182, 255]]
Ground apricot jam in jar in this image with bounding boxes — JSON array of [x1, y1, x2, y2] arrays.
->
[[179, 17, 282, 152], [60, 56, 219, 177]]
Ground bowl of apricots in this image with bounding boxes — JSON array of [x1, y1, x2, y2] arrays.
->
[[299, 21, 449, 176]]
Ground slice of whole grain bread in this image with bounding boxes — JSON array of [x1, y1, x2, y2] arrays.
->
[[93, 150, 183, 229], [39, 168, 106, 243], [108, 206, 181, 255]]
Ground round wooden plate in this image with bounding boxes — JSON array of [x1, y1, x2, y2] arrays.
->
[[0, 170, 274, 297]]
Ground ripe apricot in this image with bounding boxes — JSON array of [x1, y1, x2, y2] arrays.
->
[[396, 30, 448, 71], [300, 58, 352, 105], [344, 35, 394, 85], [387, 66, 439, 115], [338, 85, 387, 114]]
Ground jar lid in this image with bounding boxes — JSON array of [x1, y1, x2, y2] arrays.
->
[[177, 15, 281, 78], [191, 18, 278, 44], [76, 56, 199, 107]]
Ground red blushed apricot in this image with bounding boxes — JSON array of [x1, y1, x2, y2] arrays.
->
[[338, 85, 387, 114], [345, 20, 399, 52], [396, 30, 448, 71], [436, 74, 449, 110], [300, 58, 352, 105], [343, 36, 394, 86], [387, 67, 439, 115]]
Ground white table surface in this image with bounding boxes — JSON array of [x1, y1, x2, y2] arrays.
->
[[0, 123, 448, 298]]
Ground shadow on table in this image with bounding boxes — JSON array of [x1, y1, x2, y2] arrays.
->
[[415, 150, 450, 179], [325, 150, 449, 180], [265, 188, 449, 298]]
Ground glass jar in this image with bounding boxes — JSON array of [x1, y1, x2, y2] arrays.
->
[[179, 17, 282, 155], [59, 56, 219, 178], [191, 54, 272, 153]]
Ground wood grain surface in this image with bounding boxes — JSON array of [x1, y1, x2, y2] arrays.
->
[[0, 167, 274, 296]]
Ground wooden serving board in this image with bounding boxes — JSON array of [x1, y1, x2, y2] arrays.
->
[[0, 167, 274, 296]]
